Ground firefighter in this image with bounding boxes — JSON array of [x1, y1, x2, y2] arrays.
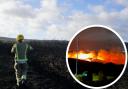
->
[[11, 34, 33, 86]]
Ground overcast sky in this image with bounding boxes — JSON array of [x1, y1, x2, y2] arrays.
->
[[0, 0, 128, 41]]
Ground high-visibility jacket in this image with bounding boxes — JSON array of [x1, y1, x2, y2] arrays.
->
[[11, 42, 33, 61]]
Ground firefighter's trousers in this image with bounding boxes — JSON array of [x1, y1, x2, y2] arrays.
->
[[14, 61, 28, 86]]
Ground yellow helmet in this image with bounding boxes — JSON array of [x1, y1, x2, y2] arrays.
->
[[16, 34, 24, 41]]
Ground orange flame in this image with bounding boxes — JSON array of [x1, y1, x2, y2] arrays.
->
[[68, 49, 125, 64], [68, 50, 96, 62]]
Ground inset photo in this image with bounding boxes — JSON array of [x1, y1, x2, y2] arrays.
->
[[66, 25, 127, 89]]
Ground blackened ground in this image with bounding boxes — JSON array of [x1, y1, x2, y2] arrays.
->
[[0, 40, 85, 89], [68, 58, 124, 87], [0, 40, 128, 89]]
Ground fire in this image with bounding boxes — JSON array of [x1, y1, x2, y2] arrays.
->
[[68, 49, 125, 64], [68, 51, 96, 62], [78, 53, 91, 59]]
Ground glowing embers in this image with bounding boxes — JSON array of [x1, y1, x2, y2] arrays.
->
[[68, 49, 125, 64]]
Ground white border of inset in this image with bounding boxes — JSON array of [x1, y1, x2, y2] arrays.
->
[[66, 25, 127, 89]]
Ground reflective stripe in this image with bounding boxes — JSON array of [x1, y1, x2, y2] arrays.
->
[[15, 59, 27, 63], [16, 44, 19, 60]]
